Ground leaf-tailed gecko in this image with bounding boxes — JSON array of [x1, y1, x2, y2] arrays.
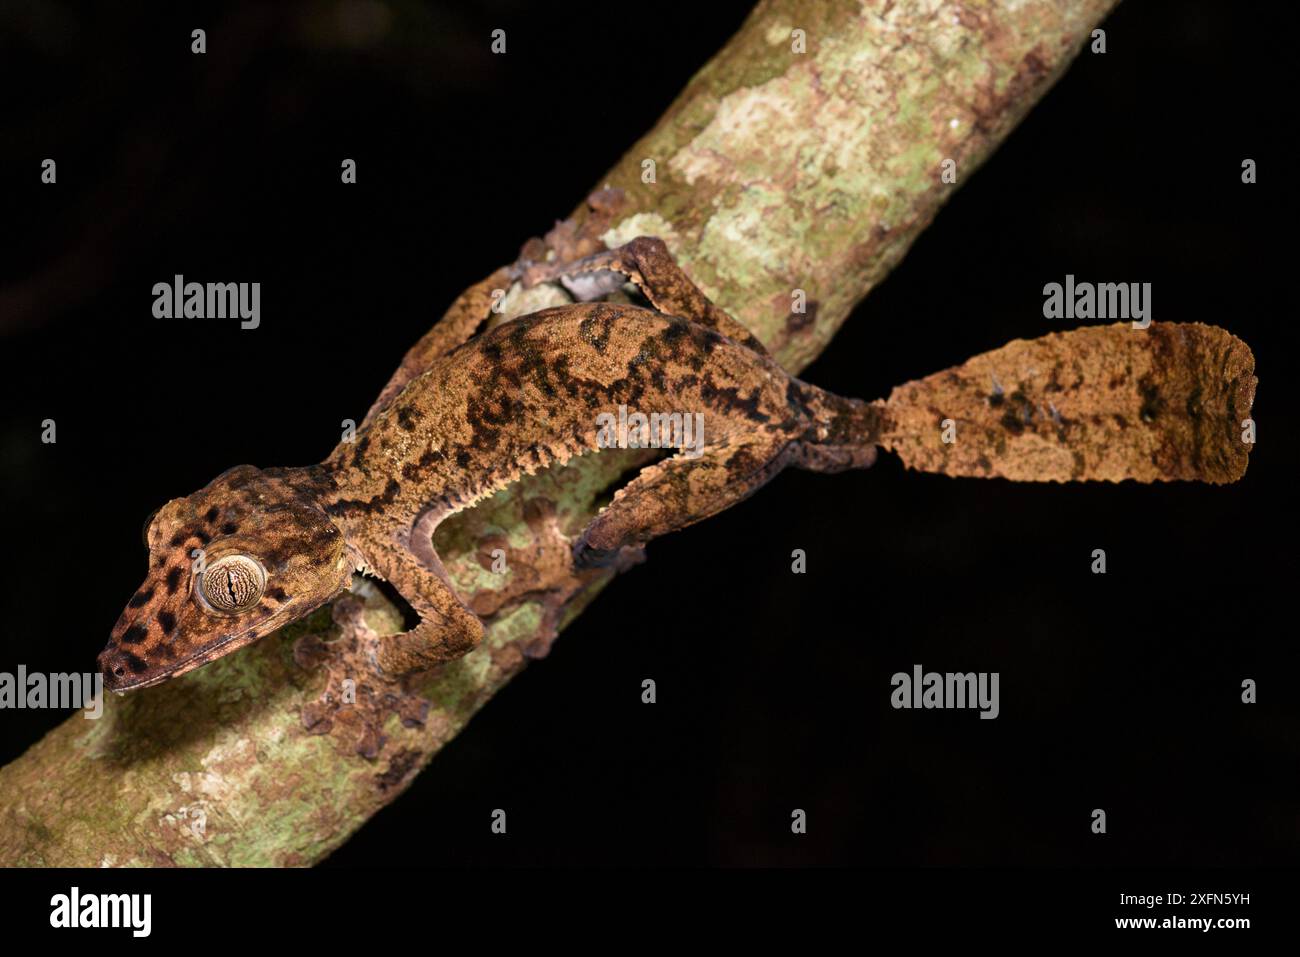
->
[[99, 238, 887, 691]]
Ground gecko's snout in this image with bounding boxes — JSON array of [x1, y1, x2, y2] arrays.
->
[[97, 646, 141, 690]]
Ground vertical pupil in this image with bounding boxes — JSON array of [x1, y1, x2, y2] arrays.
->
[[204, 558, 262, 609]]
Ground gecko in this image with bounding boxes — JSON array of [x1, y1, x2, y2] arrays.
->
[[99, 238, 887, 692]]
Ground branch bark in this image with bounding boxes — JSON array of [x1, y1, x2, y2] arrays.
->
[[1, 0, 1122, 866]]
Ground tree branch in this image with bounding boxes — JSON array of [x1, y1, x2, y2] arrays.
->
[[1, 0, 1122, 866]]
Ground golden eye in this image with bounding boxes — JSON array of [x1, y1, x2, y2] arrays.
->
[[201, 555, 266, 612]]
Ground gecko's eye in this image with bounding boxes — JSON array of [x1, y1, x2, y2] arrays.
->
[[200, 555, 266, 613]]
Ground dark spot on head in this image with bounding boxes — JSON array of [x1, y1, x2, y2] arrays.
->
[[120, 624, 148, 645], [127, 588, 154, 608], [260, 542, 291, 567], [220, 522, 239, 535], [785, 379, 804, 411], [456, 451, 472, 469], [165, 567, 183, 594], [267, 586, 287, 602], [351, 435, 371, 468], [194, 530, 211, 546], [157, 611, 176, 635], [204, 507, 220, 523], [987, 392, 1005, 408], [1000, 410, 1025, 435], [396, 407, 417, 432], [125, 652, 150, 674], [170, 531, 188, 547]]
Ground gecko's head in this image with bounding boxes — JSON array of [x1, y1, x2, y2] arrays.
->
[[99, 465, 353, 692]]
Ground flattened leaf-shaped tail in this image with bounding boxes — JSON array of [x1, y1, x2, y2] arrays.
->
[[878, 322, 1256, 484]]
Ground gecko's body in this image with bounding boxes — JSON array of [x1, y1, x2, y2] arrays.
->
[[101, 239, 882, 691]]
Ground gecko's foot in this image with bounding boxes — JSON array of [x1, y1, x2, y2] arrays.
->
[[559, 269, 626, 302], [572, 538, 646, 572], [358, 631, 432, 682], [296, 594, 434, 760], [356, 631, 392, 681], [572, 539, 617, 570]]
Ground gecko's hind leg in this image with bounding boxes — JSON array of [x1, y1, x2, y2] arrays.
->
[[526, 236, 771, 357], [574, 433, 797, 568], [361, 541, 485, 677], [361, 267, 516, 428]]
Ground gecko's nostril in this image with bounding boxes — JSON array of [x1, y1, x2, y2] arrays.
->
[[99, 648, 131, 682]]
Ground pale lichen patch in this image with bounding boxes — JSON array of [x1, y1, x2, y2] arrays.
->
[[602, 212, 679, 250]]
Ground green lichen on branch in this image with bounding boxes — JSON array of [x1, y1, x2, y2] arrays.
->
[[0, 0, 1120, 866], [584, 0, 1120, 369]]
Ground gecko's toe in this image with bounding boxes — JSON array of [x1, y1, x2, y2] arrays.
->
[[572, 539, 618, 570]]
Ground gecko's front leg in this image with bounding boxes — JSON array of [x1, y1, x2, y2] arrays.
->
[[523, 235, 770, 356], [353, 527, 485, 677]]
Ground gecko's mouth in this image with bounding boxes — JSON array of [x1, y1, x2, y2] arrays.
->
[[102, 665, 198, 694], [99, 631, 255, 693], [98, 605, 308, 694]]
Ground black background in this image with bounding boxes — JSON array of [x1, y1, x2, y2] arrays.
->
[[0, 1, 1295, 868]]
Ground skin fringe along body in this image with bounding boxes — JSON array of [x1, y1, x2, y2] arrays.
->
[[101, 237, 1255, 691]]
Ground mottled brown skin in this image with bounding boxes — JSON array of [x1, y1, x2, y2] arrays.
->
[[101, 465, 353, 690], [101, 238, 882, 691], [103, 236, 1257, 690], [880, 321, 1256, 483]]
